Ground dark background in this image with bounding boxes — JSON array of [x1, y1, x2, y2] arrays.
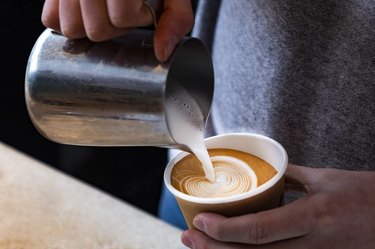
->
[[0, 0, 201, 216]]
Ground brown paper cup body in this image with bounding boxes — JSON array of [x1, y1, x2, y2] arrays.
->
[[176, 177, 284, 228]]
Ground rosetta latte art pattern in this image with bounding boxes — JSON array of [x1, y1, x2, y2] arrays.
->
[[179, 156, 258, 198], [171, 149, 277, 198]]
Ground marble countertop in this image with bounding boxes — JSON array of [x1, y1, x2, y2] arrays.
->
[[0, 142, 186, 249]]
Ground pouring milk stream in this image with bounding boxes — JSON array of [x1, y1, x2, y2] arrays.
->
[[165, 83, 259, 193], [165, 82, 216, 182]]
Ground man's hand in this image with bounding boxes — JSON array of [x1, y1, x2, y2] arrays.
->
[[41, 0, 194, 61], [181, 164, 375, 248]]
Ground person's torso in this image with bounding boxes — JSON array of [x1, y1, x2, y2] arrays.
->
[[193, 0, 375, 170]]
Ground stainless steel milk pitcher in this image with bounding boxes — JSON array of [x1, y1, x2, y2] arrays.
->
[[25, 28, 214, 150]]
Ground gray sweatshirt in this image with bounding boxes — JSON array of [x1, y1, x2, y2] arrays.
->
[[192, 0, 375, 170]]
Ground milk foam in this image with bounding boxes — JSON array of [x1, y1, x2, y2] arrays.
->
[[165, 83, 215, 182], [179, 155, 258, 198]]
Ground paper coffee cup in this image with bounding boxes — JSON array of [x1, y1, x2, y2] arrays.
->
[[164, 133, 288, 228]]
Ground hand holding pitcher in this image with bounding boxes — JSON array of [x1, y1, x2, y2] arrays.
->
[[41, 0, 194, 61]]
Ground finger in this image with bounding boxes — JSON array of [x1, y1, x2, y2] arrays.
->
[[285, 164, 323, 193], [59, 0, 85, 39], [154, 0, 194, 61], [182, 229, 311, 249], [193, 197, 317, 245], [106, 0, 153, 28], [41, 0, 61, 32], [181, 229, 250, 249], [80, 0, 130, 41]]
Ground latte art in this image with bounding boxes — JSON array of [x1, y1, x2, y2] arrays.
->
[[179, 156, 258, 198], [171, 149, 277, 198]]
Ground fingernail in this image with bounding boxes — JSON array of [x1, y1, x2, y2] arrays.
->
[[193, 217, 205, 232], [181, 232, 194, 248], [162, 37, 177, 61]]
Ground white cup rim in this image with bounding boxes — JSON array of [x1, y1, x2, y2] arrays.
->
[[164, 133, 288, 204]]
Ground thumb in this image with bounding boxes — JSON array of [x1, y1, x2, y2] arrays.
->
[[153, 0, 194, 62], [285, 164, 324, 193]]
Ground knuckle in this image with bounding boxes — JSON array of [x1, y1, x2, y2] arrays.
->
[[41, 14, 59, 30], [108, 13, 133, 28], [312, 193, 335, 220], [108, 5, 139, 28], [86, 31, 104, 42], [208, 222, 226, 240], [244, 217, 270, 244], [85, 26, 110, 42], [60, 27, 83, 39], [309, 193, 340, 233]]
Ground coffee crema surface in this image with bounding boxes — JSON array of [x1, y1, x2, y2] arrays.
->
[[171, 149, 277, 198]]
